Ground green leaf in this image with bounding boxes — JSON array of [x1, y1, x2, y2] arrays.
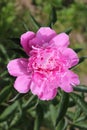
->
[[34, 104, 44, 130], [56, 118, 68, 130], [10, 113, 22, 128], [9, 93, 24, 102], [49, 104, 57, 126], [0, 101, 18, 122], [55, 92, 69, 126], [75, 115, 87, 123], [74, 48, 83, 53], [74, 106, 82, 121], [50, 0, 62, 9], [22, 21, 29, 31], [74, 85, 87, 93], [48, 6, 57, 28], [68, 98, 75, 107], [22, 95, 36, 109], [0, 121, 9, 130], [78, 56, 87, 64], [10, 101, 22, 127], [28, 13, 41, 32], [64, 27, 72, 35], [0, 44, 10, 62], [0, 85, 11, 104], [70, 93, 87, 115], [73, 121, 87, 129], [66, 111, 74, 121]]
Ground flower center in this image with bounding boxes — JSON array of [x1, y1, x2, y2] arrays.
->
[[29, 48, 65, 72]]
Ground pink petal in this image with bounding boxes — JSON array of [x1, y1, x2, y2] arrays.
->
[[60, 70, 80, 92], [62, 48, 79, 67], [20, 31, 35, 55], [30, 72, 58, 100], [29, 37, 41, 49], [39, 88, 57, 101], [14, 75, 31, 93], [50, 33, 69, 48], [21, 27, 56, 51], [7, 58, 28, 77], [36, 27, 57, 43], [31, 80, 57, 100], [30, 72, 45, 96]]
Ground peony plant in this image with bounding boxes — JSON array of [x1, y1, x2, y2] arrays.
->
[[0, 2, 87, 129]]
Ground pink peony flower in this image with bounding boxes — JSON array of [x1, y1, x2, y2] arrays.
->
[[7, 27, 80, 100]]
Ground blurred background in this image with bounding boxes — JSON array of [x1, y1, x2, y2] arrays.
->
[[0, 0, 87, 130]]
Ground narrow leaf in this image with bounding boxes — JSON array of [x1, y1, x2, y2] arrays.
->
[[22, 95, 36, 109], [0, 101, 18, 122], [0, 44, 10, 61], [64, 27, 72, 35], [68, 98, 75, 107], [10, 113, 22, 128], [10, 101, 22, 127], [74, 48, 83, 53], [34, 104, 44, 130], [70, 93, 87, 115], [48, 6, 57, 28], [73, 121, 87, 129], [74, 106, 82, 121], [22, 21, 29, 31], [9, 93, 23, 102], [75, 115, 87, 123], [56, 118, 68, 130], [74, 85, 87, 93], [49, 104, 57, 126], [66, 111, 74, 121], [78, 56, 87, 64], [55, 92, 69, 126], [0, 85, 11, 104], [28, 13, 41, 32]]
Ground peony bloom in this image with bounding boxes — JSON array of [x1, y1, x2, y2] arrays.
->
[[7, 27, 80, 100]]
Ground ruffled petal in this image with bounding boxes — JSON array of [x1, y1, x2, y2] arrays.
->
[[60, 70, 80, 92], [14, 75, 31, 93], [30, 80, 57, 100], [62, 48, 79, 67], [39, 88, 57, 101], [50, 33, 69, 48], [20, 31, 35, 55], [7, 58, 28, 77], [30, 72, 45, 96], [30, 72, 58, 100], [36, 27, 57, 43]]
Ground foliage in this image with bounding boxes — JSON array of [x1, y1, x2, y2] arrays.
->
[[0, 0, 87, 130]]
